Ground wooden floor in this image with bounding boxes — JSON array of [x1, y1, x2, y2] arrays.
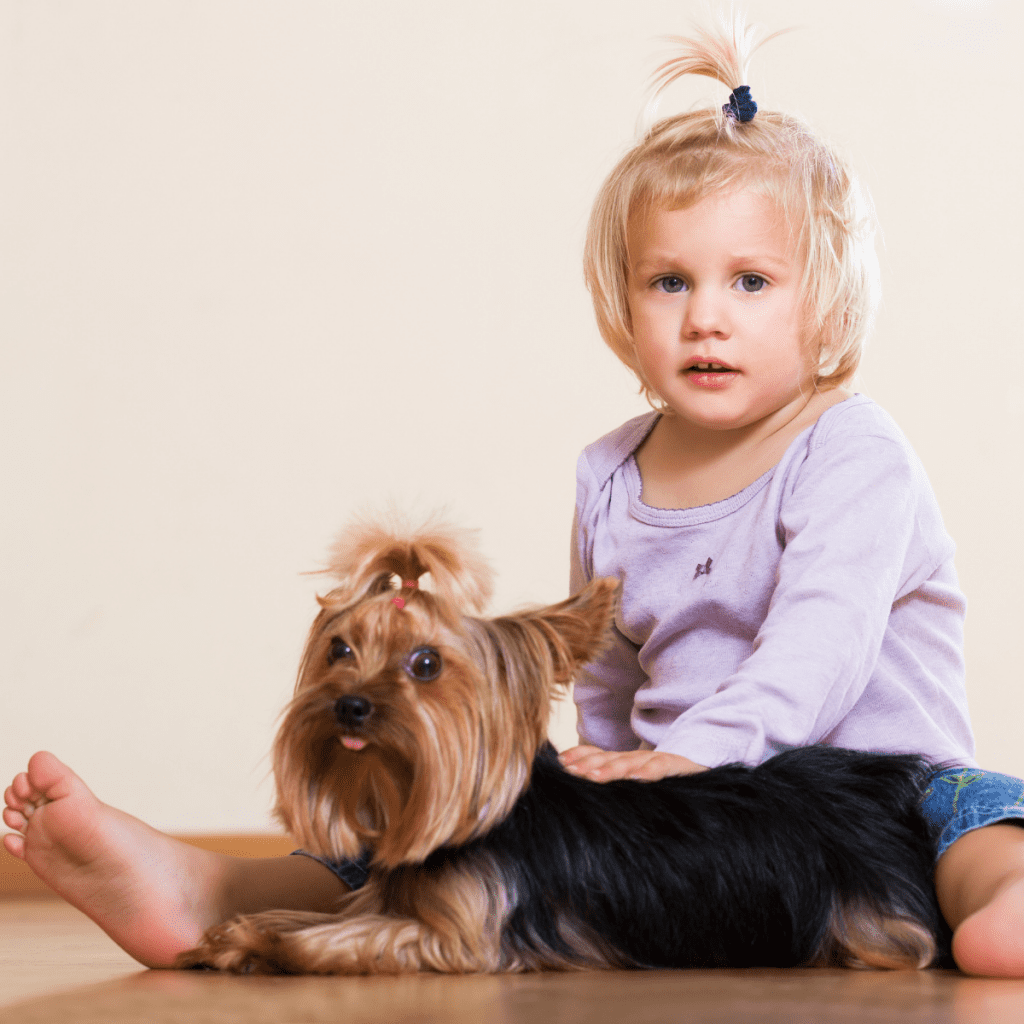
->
[[4, 900, 1024, 1023]]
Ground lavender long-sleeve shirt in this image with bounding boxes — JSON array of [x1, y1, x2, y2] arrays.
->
[[571, 395, 976, 769]]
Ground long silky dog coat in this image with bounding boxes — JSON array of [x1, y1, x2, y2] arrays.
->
[[179, 521, 947, 974]]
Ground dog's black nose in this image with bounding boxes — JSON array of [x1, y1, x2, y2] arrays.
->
[[334, 695, 374, 728]]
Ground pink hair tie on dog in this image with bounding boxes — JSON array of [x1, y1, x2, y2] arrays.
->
[[392, 579, 418, 609]]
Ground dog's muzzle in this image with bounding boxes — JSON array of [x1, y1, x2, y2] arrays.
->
[[334, 695, 374, 728]]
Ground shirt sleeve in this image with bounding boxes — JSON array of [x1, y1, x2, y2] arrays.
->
[[653, 427, 944, 767]]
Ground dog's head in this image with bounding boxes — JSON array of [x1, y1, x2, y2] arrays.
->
[[272, 517, 616, 868]]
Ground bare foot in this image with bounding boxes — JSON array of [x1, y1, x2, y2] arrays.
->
[[3, 751, 230, 968]]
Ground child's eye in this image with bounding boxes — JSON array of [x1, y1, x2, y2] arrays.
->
[[655, 276, 687, 294], [736, 274, 767, 293]]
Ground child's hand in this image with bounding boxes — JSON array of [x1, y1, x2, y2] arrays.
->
[[559, 745, 706, 782]]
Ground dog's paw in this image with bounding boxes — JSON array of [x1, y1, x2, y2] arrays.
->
[[174, 916, 297, 975]]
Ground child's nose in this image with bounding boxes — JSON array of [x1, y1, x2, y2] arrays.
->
[[681, 288, 729, 339]]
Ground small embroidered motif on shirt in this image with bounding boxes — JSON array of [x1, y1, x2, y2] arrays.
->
[[694, 558, 713, 579]]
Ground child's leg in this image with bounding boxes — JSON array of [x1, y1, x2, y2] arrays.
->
[[935, 823, 1024, 977], [3, 751, 349, 969]]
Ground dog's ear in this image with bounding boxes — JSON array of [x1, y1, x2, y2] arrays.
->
[[526, 577, 619, 681], [481, 576, 618, 692], [320, 515, 494, 613]]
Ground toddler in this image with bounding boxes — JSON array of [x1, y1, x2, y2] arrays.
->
[[558, 16, 1024, 977], [5, 15, 1024, 978]]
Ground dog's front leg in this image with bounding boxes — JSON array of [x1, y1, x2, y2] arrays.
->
[[176, 908, 343, 974], [179, 910, 499, 975], [175, 867, 508, 975]]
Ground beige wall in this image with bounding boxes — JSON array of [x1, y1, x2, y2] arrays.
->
[[1, 0, 1020, 833]]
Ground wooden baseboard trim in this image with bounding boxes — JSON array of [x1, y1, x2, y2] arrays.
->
[[0, 834, 295, 900]]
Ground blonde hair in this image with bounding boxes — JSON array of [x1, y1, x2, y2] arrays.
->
[[583, 14, 879, 401]]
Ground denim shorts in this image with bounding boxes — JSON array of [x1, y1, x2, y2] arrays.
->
[[921, 767, 1024, 860]]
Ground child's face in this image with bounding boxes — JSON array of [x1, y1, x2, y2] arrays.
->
[[626, 190, 812, 432]]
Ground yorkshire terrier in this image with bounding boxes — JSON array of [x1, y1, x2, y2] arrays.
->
[[178, 519, 949, 974]]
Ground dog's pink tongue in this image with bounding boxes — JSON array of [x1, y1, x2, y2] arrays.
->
[[341, 737, 367, 751]]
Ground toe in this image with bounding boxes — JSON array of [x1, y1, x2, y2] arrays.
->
[[3, 806, 28, 832], [3, 833, 26, 859], [27, 752, 74, 801], [10, 774, 36, 805]]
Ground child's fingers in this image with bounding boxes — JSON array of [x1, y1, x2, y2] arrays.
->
[[559, 748, 627, 779], [593, 753, 650, 780], [558, 745, 602, 767], [562, 750, 647, 781], [625, 753, 706, 781]]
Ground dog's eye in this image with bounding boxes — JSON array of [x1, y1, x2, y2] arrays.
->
[[327, 637, 354, 665], [406, 647, 442, 682]]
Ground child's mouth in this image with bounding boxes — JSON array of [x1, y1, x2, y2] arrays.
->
[[685, 362, 737, 387]]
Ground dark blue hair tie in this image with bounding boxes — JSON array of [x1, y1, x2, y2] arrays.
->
[[723, 85, 757, 123]]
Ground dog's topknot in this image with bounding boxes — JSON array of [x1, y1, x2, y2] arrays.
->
[[321, 513, 494, 614]]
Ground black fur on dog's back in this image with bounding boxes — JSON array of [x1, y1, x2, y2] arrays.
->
[[430, 745, 950, 970]]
